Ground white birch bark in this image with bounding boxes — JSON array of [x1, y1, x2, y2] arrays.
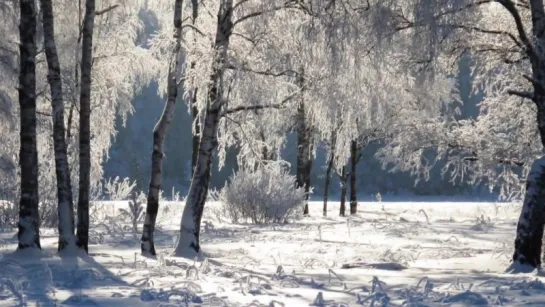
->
[[511, 0, 545, 269], [141, 0, 184, 257], [511, 156, 545, 270], [40, 0, 76, 253], [174, 0, 234, 257], [77, 0, 96, 253]]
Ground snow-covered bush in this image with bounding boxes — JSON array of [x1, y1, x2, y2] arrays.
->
[[220, 165, 305, 224], [0, 201, 17, 231], [104, 177, 136, 201], [118, 191, 145, 238]]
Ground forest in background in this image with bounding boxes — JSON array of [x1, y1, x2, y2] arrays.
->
[[105, 54, 486, 199]]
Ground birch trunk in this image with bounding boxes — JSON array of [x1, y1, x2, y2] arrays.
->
[[349, 140, 358, 215], [323, 133, 337, 217], [511, 155, 545, 269], [323, 155, 333, 217], [510, 0, 545, 270], [191, 94, 200, 175], [141, 0, 184, 256], [190, 0, 200, 176], [17, 0, 41, 250], [40, 0, 76, 252], [66, 104, 74, 141], [77, 0, 96, 253], [67, 0, 81, 142], [296, 68, 312, 215], [511, 94, 545, 269], [175, 108, 221, 256], [307, 140, 313, 212], [174, 0, 233, 257], [339, 166, 347, 217]]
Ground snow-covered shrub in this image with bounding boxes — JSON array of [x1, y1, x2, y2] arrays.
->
[[0, 175, 18, 231], [118, 191, 145, 238], [104, 176, 136, 201], [0, 201, 17, 231], [207, 188, 221, 202], [220, 165, 305, 224]]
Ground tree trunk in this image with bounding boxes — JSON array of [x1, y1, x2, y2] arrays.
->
[[41, 0, 76, 252], [190, 0, 200, 176], [17, 0, 41, 250], [296, 68, 312, 215], [174, 0, 233, 257], [67, 0, 81, 142], [510, 75, 545, 269], [175, 108, 221, 256], [191, 94, 200, 175], [77, 0, 96, 253], [511, 1, 545, 270], [349, 140, 358, 215], [323, 133, 337, 217], [141, 0, 184, 257], [66, 103, 74, 141], [339, 166, 347, 217], [511, 155, 545, 269], [260, 131, 268, 161], [323, 155, 333, 217], [307, 140, 313, 211]]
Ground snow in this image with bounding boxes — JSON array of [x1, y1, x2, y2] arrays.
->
[[1, 200, 545, 306]]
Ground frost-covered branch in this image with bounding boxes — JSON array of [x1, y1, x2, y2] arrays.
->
[[463, 156, 525, 167], [95, 4, 119, 16], [446, 24, 522, 48], [495, 0, 536, 60], [508, 89, 534, 100], [221, 89, 301, 116], [226, 63, 299, 77], [181, 23, 206, 37], [233, 1, 299, 26]]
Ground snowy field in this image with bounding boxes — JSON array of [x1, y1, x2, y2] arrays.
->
[[1, 200, 544, 306]]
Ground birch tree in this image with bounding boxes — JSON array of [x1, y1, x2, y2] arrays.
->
[[295, 0, 453, 219], [1, 0, 155, 253], [189, 0, 200, 176], [141, 0, 184, 257], [501, 0, 545, 271], [40, 0, 76, 252], [168, 0, 447, 255], [322, 123, 338, 216], [165, 0, 307, 256], [296, 68, 313, 216], [374, 0, 545, 270], [73, 0, 154, 253], [75, 0, 97, 253], [174, 0, 235, 256], [17, 0, 41, 250]]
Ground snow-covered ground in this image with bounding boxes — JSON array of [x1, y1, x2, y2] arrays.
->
[[1, 200, 544, 306]]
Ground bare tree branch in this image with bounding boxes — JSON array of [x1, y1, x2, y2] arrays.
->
[[221, 89, 301, 116], [95, 4, 119, 16], [495, 0, 536, 61], [233, 0, 298, 26], [226, 63, 299, 77], [447, 24, 523, 48], [181, 23, 206, 37], [463, 156, 525, 167], [508, 89, 534, 100]]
